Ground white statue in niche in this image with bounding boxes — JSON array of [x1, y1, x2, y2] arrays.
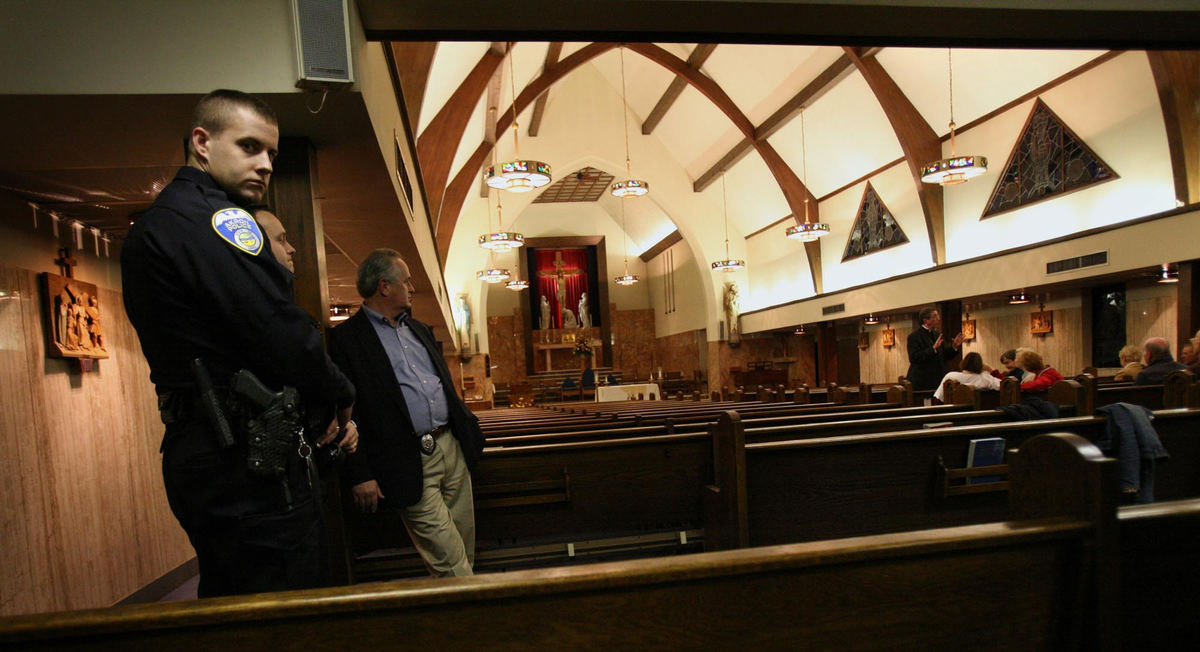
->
[[578, 292, 591, 329], [456, 294, 471, 352], [724, 281, 741, 346], [539, 294, 551, 329]]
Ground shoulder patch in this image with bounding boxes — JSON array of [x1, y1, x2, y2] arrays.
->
[[211, 208, 264, 255]]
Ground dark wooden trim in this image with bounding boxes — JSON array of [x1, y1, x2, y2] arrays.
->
[[528, 42, 563, 137], [739, 203, 1200, 320], [694, 51, 859, 193], [115, 557, 198, 605], [1180, 262, 1199, 355], [642, 43, 718, 135], [416, 48, 505, 220], [358, 1, 1200, 49], [639, 229, 683, 262], [845, 46, 944, 266], [269, 138, 329, 326], [388, 42, 438, 134], [1146, 50, 1200, 206]]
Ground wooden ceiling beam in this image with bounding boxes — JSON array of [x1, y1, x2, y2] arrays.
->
[[388, 42, 438, 134], [416, 47, 505, 224], [844, 46, 945, 266], [642, 43, 717, 135], [1146, 51, 1200, 206], [694, 51, 860, 192], [528, 42, 563, 137], [625, 42, 822, 293], [437, 42, 620, 260], [480, 44, 507, 198]]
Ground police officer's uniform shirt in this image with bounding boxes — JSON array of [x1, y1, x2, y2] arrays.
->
[[360, 304, 449, 435], [121, 166, 353, 409]]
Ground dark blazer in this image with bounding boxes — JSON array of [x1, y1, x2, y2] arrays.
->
[[905, 327, 958, 391], [329, 309, 485, 507], [1134, 357, 1186, 386]]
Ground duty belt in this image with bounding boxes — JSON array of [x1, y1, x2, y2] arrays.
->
[[420, 424, 448, 455]]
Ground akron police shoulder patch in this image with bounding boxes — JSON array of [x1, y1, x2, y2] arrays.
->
[[211, 207, 264, 256]]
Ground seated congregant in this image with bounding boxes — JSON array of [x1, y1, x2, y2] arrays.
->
[[933, 352, 1001, 403], [1134, 337, 1186, 385], [987, 349, 1030, 382], [1112, 344, 1145, 381], [1017, 349, 1063, 392]]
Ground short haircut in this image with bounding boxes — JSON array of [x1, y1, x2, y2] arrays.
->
[[1144, 337, 1171, 360], [1017, 349, 1045, 373], [357, 248, 404, 298], [961, 352, 984, 374], [918, 307, 937, 323], [191, 89, 278, 136], [246, 204, 272, 216], [1118, 344, 1142, 364], [1000, 349, 1017, 363]]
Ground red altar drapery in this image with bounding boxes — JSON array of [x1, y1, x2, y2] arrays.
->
[[535, 248, 588, 329]]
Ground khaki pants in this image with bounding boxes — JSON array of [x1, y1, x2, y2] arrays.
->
[[400, 428, 475, 577]]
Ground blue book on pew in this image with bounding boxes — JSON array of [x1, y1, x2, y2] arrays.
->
[[966, 437, 1006, 484]]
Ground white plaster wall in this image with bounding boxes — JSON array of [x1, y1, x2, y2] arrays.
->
[[646, 239, 708, 338], [945, 51, 1175, 260], [741, 207, 1200, 334]]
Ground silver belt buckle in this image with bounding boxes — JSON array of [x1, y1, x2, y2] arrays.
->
[[419, 432, 436, 455]]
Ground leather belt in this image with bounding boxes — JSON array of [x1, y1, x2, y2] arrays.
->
[[419, 424, 448, 455]]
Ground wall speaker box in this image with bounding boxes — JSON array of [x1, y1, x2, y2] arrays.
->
[[292, 0, 354, 89]]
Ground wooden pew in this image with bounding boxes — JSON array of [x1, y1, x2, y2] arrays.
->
[[705, 408, 1200, 551], [1118, 498, 1200, 649], [0, 433, 1119, 651]]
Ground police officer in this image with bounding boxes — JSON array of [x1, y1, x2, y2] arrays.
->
[[122, 90, 356, 597]]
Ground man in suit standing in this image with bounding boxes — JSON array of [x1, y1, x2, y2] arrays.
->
[[330, 249, 485, 576], [906, 307, 963, 391]]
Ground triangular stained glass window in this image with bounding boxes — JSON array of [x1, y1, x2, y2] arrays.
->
[[982, 98, 1118, 219], [842, 182, 909, 262]]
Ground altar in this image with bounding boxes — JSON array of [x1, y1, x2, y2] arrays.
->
[[533, 338, 602, 371], [595, 383, 661, 402]]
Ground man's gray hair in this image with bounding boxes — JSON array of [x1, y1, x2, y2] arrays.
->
[[357, 248, 404, 298], [1144, 337, 1172, 361]]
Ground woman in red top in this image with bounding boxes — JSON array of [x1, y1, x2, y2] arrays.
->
[[1017, 349, 1063, 391]]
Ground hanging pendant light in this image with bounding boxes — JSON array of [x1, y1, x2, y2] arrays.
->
[[613, 196, 640, 286], [921, 49, 987, 185], [484, 44, 552, 193], [477, 193, 510, 283], [498, 197, 528, 290], [478, 158, 524, 251], [611, 48, 650, 198], [711, 172, 745, 272], [785, 108, 830, 242]]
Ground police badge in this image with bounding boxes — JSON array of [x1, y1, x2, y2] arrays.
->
[[420, 432, 436, 455]]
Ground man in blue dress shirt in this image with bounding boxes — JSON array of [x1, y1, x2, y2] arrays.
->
[[330, 249, 485, 576]]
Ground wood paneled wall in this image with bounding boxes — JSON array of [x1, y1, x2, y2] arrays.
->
[[858, 323, 917, 386], [0, 264, 191, 616], [1127, 284, 1178, 355]]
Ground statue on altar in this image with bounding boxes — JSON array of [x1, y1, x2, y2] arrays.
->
[[578, 292, 591, 329], [724, 281, 741, 346], [539, 295, 551, 329], [562, 308, 579, 329]]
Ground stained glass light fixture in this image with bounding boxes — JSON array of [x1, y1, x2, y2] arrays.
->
[[1009, 291, 1030, 305], [477, 194, 510, 283], [485, 45, 552, 193], [864, 314, 879, 325], [611, 49, 649, 198], [711, 173, 745, 272], [478, 178, 524, 251], [921, 49, 987, 185], [613, 196, 640, 286], [785, 109, 830, 242]]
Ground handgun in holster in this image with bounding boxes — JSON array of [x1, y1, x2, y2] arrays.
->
[[230, 368, 303, 479]]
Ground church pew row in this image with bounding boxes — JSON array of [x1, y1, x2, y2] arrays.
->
[[1117, 498, 1200, 649], [0, 433, 1129, 651], [483, 404, 980, 448], [705, 408, 1200, 550], [346, 398, 1157, 576]]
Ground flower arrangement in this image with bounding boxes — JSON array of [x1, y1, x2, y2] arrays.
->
[[573, 339, 592, 357]]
